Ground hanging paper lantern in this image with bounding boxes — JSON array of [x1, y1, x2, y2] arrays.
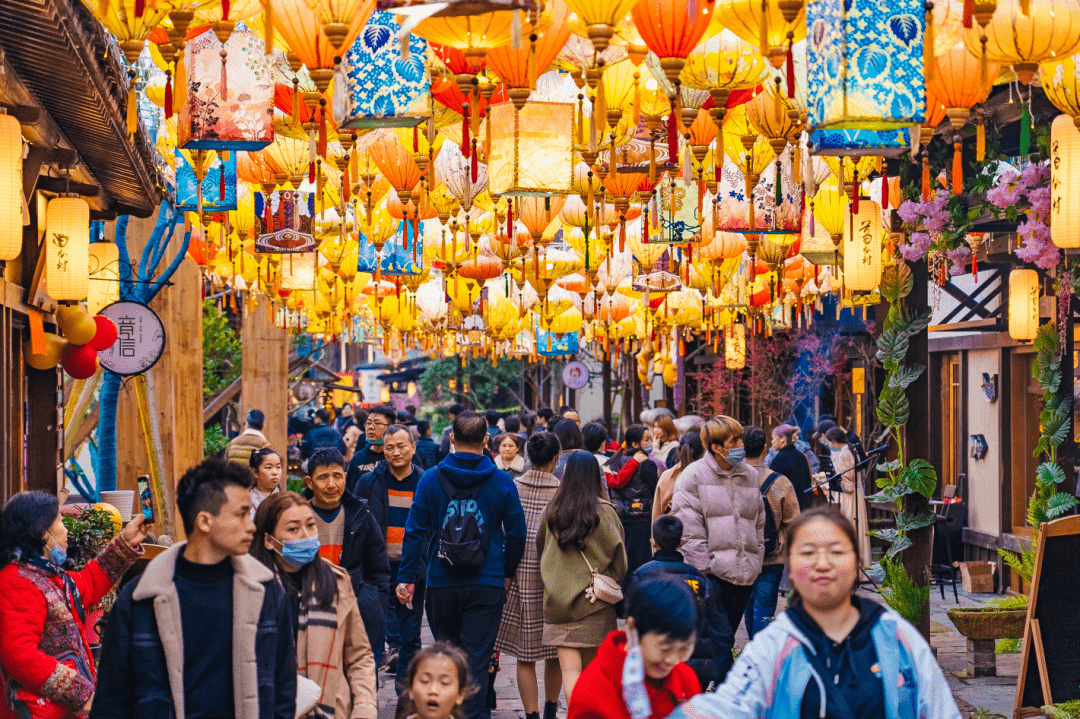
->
[[0, 113, 22, 260], [715, 152, 802, 234], [487, 101, 574, 195], [808, 127, 914, 158], [176, 150, 238, 211], [806, 0, 926, 132], [725, 322, 745, 369], [560, 0, 639, 52], [1008, 269, 1039, 341], [715, 0, 806, 69], [487, 0, 572, 98], [1051, 115, 1080, 249], [338, 12, 432, 129], [842, 200, 882, 291], [357, 221, 424, 274], [88, 242, 121, 315], [177, 27, 274, 150], [630, 0, 716, 85], [280, 252, 319, 290], [46, 196, 90, 302], [962, 0, 1080, 85]]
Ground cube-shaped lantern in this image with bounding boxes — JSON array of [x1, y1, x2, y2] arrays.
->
[[655, 181, 701, 246], [357, 221, 423, 275], [487, 101, 575, 196], [338, 12, 431, 129], [536, 322, 579, 357], [810, 127, 913, 158], [176, 150, 237, 211], [253, 191, 317, 253], [806, 0, 926, 132], [178, 28, 274, 151], [715, 152, 803, 235]]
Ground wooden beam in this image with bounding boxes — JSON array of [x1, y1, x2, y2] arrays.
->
[[203, 376, 242, 423], [929, 318, 1006, 333], [63, 405, 98, 461], [34, 175, 102, 198]]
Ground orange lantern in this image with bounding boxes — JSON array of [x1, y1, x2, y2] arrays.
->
[[517, 195, 566, 245], [368, 132, 423, 206], [630, 0, 715, 85], [486, 0, 571, 105]]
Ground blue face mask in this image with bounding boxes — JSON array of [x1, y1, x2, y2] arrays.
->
[[277, 536, 321, 569], [829, 445, 842, 454], [724, 447, 746, 465], [46, 533, 67, 566]]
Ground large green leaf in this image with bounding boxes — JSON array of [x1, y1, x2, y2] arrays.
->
[[876, 328, 909, 366], [904, 307, 932, 337], [886, 534, 914, 559], [888, 364, 925, 389], [1037, 461, 1066, 486], [877, 459, 902, 474], [867, 486, 907, 504], [877, 385, 911, 429], [881, 263, 913, 302], [901, 459, 937, 498], [1046, 492, 1079, 519], [896, 509, 936, 532]]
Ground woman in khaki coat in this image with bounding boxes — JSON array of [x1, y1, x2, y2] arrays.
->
[[252, 492, 377, 719]]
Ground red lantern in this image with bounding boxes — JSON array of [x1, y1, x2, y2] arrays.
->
[[89, 316, 119, 351], [61, 343, 99, 380]]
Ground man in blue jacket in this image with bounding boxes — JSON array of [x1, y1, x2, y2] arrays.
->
[[301, 408, 346, 460], [396, 411, 527, 719]]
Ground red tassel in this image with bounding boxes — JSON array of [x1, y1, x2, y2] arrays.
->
[[318, 111, 327, 158], [413, 126, 419, 153], [309, 160, 315, 184], [620, 220, 626, 252], [220, 167, 226, 200], [972, 251, 977, 281], [222, 0, 229, 19], [507, 203, 513, 236], [413, 220, 419, 262], [135, 0, 143, 16], [643, 211, 649, 244], [667, 99, 678, 163], [786, 42, 795, 98], [471, 143, 478, 182], [881, 166, 888, 209], [714, 162, 720, 184], [462, 105, 471, 157], [277, 194, 284, 227], [963, 0, 973, 27], [921, 157, 930, 201], [164, 74, 173, 119], [343, 163, 350, 202], [851, 171, 859, 214]]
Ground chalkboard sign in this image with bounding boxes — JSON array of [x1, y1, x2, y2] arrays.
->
[[1014, 515, 1080, 718]]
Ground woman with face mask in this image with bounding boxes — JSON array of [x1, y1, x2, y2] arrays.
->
[[251, 492, 376, 719], [820, 427, 870, 566], [669, 416, 764, 685], [0, 490, 149, 719]]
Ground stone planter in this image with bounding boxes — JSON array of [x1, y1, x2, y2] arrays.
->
[[947, 607, 1027, 677]]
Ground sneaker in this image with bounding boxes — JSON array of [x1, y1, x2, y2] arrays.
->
[[381, 648, 398, 674]]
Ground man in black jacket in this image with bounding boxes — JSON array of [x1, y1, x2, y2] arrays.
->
[[346, 405, 396, 493], [437, 403, 465, 461], [306, 448, 391, 665], [769, 425, 814, 510], [92, 459, 296, 719]]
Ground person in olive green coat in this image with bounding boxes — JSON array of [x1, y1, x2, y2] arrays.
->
[[537, 450, 627, 705]]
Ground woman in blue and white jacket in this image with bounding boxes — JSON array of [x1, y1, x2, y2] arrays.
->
[[668, 506, 959, 719]]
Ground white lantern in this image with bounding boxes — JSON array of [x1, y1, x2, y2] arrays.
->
[[46, 196, 90, 301], [487, 101, 575, 196], [279, 252, 317, 291], [1051, 114, 1080, 249], [843, 200, 882, 292], [0, 113, 22, 260], [88, 242, 120, 315], [1008, 269, 1039, 341], [725, 323, 746, 370]]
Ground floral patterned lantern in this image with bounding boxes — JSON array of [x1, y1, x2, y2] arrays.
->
[[338, 13, 432, 129], [715, 150, 802, 235], [806, 0, 926, 132], [177, 28, 274, 150]]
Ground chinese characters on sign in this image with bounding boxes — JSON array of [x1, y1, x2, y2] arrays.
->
[[97, 301, 166, 376]]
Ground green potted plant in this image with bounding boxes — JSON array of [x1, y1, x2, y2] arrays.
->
[[61, 505, 117, 570]]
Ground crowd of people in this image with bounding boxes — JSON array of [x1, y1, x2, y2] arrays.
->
[[0, 401, 959, 719]]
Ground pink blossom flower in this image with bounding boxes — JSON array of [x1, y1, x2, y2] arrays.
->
[[1020, 162, 1049, 190], [899, 231, 931, 262], [1028, 186, 1051, 220], [947, 246, 971, 276], [897, 200, 921, 224], [1014, 228, 1058, 270]]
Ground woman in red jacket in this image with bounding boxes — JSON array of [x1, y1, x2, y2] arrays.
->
[[0, 491, 148, 719], [568, 575, 701, 719]]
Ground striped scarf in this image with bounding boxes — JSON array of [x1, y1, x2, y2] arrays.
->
[[297, 598, 339, 719]]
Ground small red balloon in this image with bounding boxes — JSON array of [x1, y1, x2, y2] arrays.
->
[[61, 343, 98, 380], [89, 316, 118, 351]]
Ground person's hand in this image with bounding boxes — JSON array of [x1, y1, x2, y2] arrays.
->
[[78, 696, 93, 716], [120, 515, 150, 547], [633, 451, 648, 463], [396, 583, 415, 606]]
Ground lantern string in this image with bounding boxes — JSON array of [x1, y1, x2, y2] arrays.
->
[[759, 0, 769, 56], [924, 4, 936, 81], [976, 112, 986, 161], [511, 8, 523, 50], [880, 163, 888, 209], [632, 71, 641, 126], [667, 98, 678, 163], [264, 0, 274, 55], [220, 47, 228, 99], [1019, 101, 1031, 156], [921, 153, 930, 200]]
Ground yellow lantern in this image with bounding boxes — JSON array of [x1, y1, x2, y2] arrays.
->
[[562, 0, 640, 52], [842, 200, 881, 291], [88, 242, 121, 315], [1008, 269, 1039, 341], [1051, 115, 1080, 249], [487, 101, 575, 195], [46, 196, 90, 301], [1042, 55, 1080, 123], [725, 322, 745, 369], [962, 0, 1080, 85], [280, 252, 318, 290], [0, 113, 22, 260]]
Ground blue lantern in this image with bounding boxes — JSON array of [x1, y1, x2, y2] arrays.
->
[[536, 317, 579, 357], [357, 221, 424, 275], [806, 0, 926, 132], [176, 150, 237, 211], [809, 127, 914, 158], [336, 12, 431, 129]]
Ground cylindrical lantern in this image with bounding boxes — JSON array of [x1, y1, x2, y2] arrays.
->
[[1051, 114, 1080, 249], [725, 323, 746, 370], [714, 154, 803, 234], [280, 252, 318, 291], [1008, 269, 1039, 341], [487, 101, 575, 196], [0, 113, 22, 260], [843, 200, 882, 291], [46, 196, 90, 301], [88, 242, 120, 315]]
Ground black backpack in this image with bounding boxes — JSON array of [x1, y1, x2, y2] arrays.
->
[[761, 472, 781, 557], [435, 468, 491, 575]]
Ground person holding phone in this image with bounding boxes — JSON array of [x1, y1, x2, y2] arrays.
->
[[0, 491, 149, 719]]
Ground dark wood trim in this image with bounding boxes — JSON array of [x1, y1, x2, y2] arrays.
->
[[905, 260, 932, 639], [930, 331, 1024, 353], [1000, 346, 1013, 560], [25, 366, 60, 493], [929, 318, 1006, 333], [963, 527, 1001, 551]]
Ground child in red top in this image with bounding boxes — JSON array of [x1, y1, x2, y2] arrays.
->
[[568, 576, 701, 719]]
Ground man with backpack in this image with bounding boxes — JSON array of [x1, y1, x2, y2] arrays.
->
[[743, 425, 801, 639], [396, 410, 527, 719]]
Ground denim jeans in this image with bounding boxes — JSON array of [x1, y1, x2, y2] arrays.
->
[[743, 563, 785, 639], [425, 585, 506, 719], [388, 562, 425, 691]]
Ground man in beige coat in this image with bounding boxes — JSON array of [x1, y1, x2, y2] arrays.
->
[[670, 416, 764, 682]]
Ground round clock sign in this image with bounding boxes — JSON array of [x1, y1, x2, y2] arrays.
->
[[97, 301, 167, 376]]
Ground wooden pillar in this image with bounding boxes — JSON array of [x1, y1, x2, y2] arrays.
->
[[904, 259, 932, 640], [242, 296, 287, 455], [25, 367, 61, 493]]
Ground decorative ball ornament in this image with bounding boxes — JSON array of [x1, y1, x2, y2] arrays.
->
[[56, 304, 98, 346], [23, 333, 67, 371], [89, 316, 120, 351], [61, 342, 99, 380]]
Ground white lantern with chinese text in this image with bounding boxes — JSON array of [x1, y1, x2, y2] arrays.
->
[[725, 323, 746, 369], [842, 200, 881, 292], [1051, 115, 1080, 249], [88, 242, 120, 315], [0, 113, 22, 260], [46, 196, 90, 301], [1008, 269, 1039, 341]]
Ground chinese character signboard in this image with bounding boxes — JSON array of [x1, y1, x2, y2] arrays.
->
[[97, 301, 166, 375]]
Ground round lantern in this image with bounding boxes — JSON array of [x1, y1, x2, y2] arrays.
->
[[725, 322, 746, 370], [1008, 269, 1039, 341], [46, 196, 90, 301], [0, 112, 22, 260], [1051, 115, 1080, 249], [842, 200, 882, 292]]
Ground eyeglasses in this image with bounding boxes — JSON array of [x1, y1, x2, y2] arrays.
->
[[365, 420, 388, 428]]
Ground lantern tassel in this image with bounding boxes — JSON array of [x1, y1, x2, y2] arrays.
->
[[595, 73, 607, 132], [667, 99, 678, 163], [264, 0, 274, 54], [462, 104, 471, 157], [759, 0, 769, 56], [528, 38, 537, 90], [511, 8, 522, 50], [979, 46, 988, 89], [318, 109, 328, 158], [881, 164, 888, 208], [220, 163, 226, 200], [786, 40, 795, 98], [921, 155, 930, 200], [683, 145, 692, 184], [222, 0, 229, 19], [264, 192, 273, 232], [632, 72, 641, 125], [977, 121, 986, 161], [471, 142, 478, 182], [643, 208, 649, 244], [164, 72, 173, 119], [413, 126, 419, 152], [775, 161, 782, 205], [924, 6, 936, 81], [952, 142, 963, 195], [851, 171, 859, 213], [963, 0, 973, 27], [220, 52, 228, 98], [1019, 102, 1031, 156], [292, 84, 300, 120], [126, 82, 137, 138]]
